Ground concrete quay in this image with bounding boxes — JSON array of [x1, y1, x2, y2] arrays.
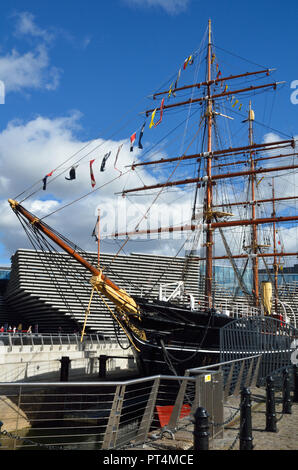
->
[[210, 387, 298, 451], [138, 387, 298, 452], [0, 334, 137, 382]]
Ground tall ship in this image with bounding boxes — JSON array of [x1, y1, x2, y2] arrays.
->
[[7, 20, 298, 375]]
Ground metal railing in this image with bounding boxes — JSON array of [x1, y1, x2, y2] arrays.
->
[[187, 354, 262, 399], [0, 355, 262, 451], [0, 333, 123, 350], [0, 375, 198, 450]]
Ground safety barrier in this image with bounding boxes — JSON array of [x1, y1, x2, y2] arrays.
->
[[0, 354, 260, 450], [193, 365, 298, 451], [0, 333, 116, 350]]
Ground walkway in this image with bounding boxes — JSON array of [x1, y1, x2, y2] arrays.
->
[[139, 387, 298, 451]]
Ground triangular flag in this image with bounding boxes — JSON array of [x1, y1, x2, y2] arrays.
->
[[154, 98, 165, 127], [174, 68, 181, 91], [130, 132, 136, 152], [42, 170, 54, 190], [100, 151, 111, 171], [92, 215, 100, 242], [183, 55, 192, 70], [90, 159, 96, 188], [149, 109, 157, 129], [114, 144, 124, 173], [65, 166, 77, 181], [232, 99, 239, 108], [138, 123, 146, 150]]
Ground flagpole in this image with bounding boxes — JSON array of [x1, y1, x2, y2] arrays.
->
[[97, 208, 100, 268]]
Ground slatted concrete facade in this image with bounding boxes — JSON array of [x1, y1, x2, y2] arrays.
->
[[5, 249, 200, 335]]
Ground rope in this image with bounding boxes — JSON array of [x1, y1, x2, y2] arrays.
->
[[80, 287, 95, 342]]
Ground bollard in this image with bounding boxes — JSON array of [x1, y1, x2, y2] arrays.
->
[[99, 355, 107, 378], [293, 365, 298, 404], [282, 368, 292, 414], [193, 407, 209, 450], [265, 376, 277, 432], [60, 356, 71, 382], [240, 387, 253, 450]]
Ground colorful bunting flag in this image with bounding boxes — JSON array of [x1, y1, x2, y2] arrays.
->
[[65, 166, 77, 181], [154, 98, 165, 127], [114, 144, 124, 173], [130, 132, 136, 152], [42, 170, 54, 190], [138, 123, 146, 150], [100, 151, 112, 171], [149, 109, 157, 129], [174, 68, 181, 91], [92, 215, 100, 242], [90, 159, 96, 188], [183, 55, 192, 70]]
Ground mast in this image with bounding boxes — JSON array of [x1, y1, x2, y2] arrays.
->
[[272, 178, 278, 311], [97, 208, 100, 268], [248, 101, 259, 305], [205, 18, 213, 309]]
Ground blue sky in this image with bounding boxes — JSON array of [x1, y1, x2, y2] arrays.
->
[[0, 0, 297, 265]]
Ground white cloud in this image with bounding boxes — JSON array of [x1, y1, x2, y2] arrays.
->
[[0, 112, 194, 261], [0, 11, 62, 95], [13, 11, 54, 43], [123, 0, 190, 15], [0, 45, 61, 93], [1, 112, 296, 269]]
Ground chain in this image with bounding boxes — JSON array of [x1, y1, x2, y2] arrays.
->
[[0, 429, 64, 450], [210, 402, 242, 427]]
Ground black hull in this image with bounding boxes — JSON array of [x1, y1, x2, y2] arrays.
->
[[133, 337, 221, 376], [119, 297, 233, 376]]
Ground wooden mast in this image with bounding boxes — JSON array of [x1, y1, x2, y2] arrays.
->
[[97, 208, 100, 268], [248, 101, 259, 305], [205, 18, 213, 309], [272, 177, 279, 312]]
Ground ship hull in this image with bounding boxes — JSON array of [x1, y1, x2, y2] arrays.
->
[[119, 297, 233, 376]]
